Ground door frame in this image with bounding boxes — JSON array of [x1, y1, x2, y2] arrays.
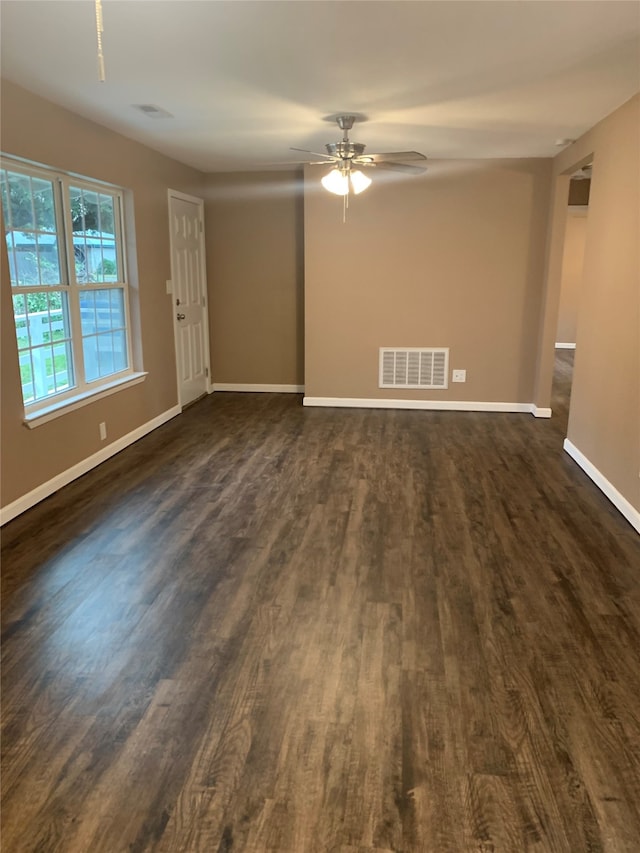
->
[[534, 153, 593, 414], [167, 189, 212, 408]]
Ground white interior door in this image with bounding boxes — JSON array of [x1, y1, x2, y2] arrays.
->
[[168, 191, 210, 408]]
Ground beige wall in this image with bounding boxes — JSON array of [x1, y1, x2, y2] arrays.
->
[[204, 172, 304, 386], [556, 96, 640, 511], [304, 159, 551, 402], [1, 80, 204, 509], [4, 78, 636, 523], [556, 209, 588, 344], [549, 95, 639, 513]]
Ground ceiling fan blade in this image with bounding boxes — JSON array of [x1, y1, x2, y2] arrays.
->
[[289, 147, 337, 161], [362, 161, 427, 175], [278, 160, 338, 166], [358, 151, 427, 163]]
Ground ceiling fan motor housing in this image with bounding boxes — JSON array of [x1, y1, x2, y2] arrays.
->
[[325, 141, 366, 159]]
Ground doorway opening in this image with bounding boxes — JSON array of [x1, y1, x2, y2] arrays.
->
[[551, 164, 591, 436]]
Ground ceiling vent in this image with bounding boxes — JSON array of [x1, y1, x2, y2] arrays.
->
[[132, 104, 174, 119], [379, 348, 449, 390]]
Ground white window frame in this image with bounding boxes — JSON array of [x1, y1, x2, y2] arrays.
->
[[2, 157, 144, 424]]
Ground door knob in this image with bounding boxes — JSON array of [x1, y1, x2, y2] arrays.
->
[[177, 313, 186, 320]]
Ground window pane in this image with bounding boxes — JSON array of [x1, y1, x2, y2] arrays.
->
[[7, 171, 34, 229], [44, 345, 58, 396], [30, 344, 55, 399], [1, 169, 62, 286], [12, 294, 28, 350], [5, 234, 18, 282], [32, 178, 56, 232], [98, 194, 115, 237], [113, 330, 128, 372], [12, 290, 75, 403], [95, 254, 118, 282], [48, 291, 66, 348], [0, 173, 8, 221], [96, 291, 112, 332], [83, 335, 99, 383], [98, 333, 115, 376], [80, 287, 128, 382], [79, 291, 97, 334], [110, 288, 125, 327], [52, 341, 73, 392], [81, 288, 125, 333], [13, 241, 61, 286], [18, 351, 35, 404], [83, 331, 129, 382], [34, 234, 61, 284], [70, 187, 118, 283]]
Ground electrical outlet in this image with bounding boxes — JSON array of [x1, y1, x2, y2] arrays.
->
[[452, 369, 466, 383], [99, 422, 107, 441]]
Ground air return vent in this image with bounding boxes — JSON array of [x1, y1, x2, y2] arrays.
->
[[379, 348, 449, 390]]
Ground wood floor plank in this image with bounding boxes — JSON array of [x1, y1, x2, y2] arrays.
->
[[2, 354, 640, 852]]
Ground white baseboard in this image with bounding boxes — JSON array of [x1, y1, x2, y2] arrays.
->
[[303, 397, 551, 417], [0, 405, 181, 526], [532, 406, 552, 418], [212, 383, 304, 393], [555, 342, 577, 349], [563, 439, 640, 534]]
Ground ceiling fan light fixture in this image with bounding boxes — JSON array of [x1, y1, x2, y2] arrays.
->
[[297, 116, 426, 215], [321, 168, 349, 195], [350, 169, 372, 194]]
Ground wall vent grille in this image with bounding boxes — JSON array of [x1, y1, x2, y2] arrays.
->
[[379, 348, 449, 390]]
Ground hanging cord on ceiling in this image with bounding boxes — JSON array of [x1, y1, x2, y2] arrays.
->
[[95, 0, 106, 82]]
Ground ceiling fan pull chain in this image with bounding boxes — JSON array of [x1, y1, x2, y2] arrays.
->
[[95, 0, 106, 82]]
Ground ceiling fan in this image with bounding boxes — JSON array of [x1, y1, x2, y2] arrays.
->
[[292, 115, 427, 219]]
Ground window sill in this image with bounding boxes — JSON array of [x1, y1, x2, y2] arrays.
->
[[23, 372, 148, 429]]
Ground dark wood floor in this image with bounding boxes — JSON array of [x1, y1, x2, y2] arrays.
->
[[2, 352, 639, 852]]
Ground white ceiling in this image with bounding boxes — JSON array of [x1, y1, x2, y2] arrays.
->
[[1, 1, 639, 173]]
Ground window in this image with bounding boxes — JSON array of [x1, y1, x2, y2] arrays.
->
[[1, 160, 135, 417]]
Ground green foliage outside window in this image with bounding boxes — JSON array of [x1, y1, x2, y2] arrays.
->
[[1, 175, 115, 235], [95, 258, 117, 277], [3, 162, 129, 407], [69, 190, 115, 235]]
